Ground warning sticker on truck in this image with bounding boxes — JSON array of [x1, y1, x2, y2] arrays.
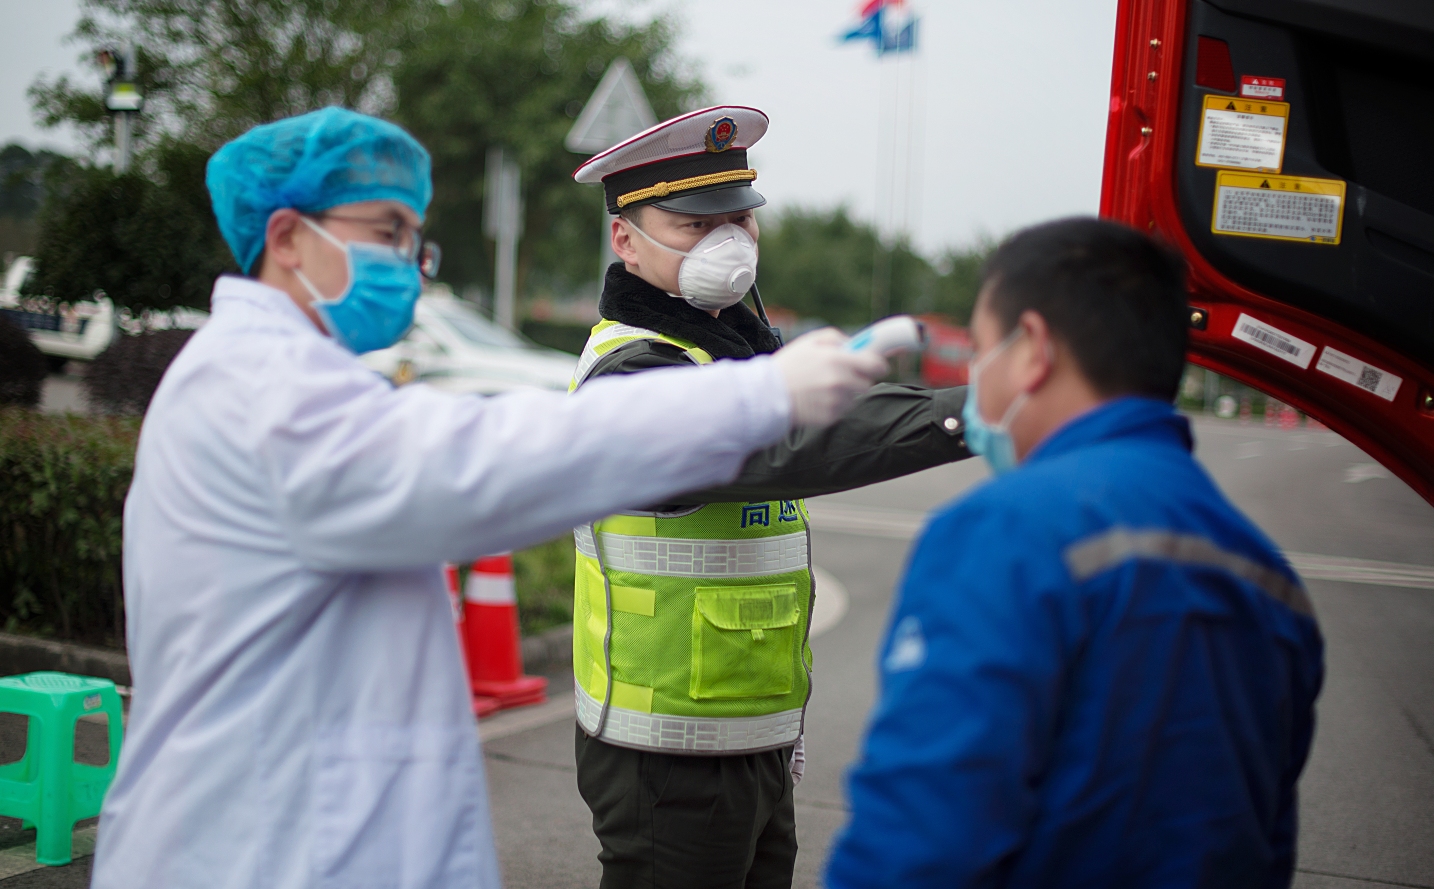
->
[[1240, 76, 1285, 100], [1212, 171, 1345, 245], [1196, 95, 1289, 172], [1231, 313, 1316, 369], [1315, 346, 1402, 402]]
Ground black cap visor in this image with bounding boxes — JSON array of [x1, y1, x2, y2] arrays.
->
[[644, 184, 767, 216]]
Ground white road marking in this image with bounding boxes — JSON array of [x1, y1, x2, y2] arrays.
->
[[1286, 553, 1434, 590], [1344, 463, 1389, 484], [811, 567, 848, 638], [1235, 440, 1264, 459], [806, 502, 1434, 592], [805, 501, 924, 541]]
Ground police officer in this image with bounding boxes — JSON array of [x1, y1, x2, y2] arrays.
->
[[569, 106, 973, 888]]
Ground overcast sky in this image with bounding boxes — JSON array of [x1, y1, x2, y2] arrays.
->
[[0, 0, 1120, 254]]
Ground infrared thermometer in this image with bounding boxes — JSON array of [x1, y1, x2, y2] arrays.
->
[[844, 315, 927, 357]]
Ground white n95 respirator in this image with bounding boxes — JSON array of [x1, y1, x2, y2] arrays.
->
[[626, 220, 759, 312]]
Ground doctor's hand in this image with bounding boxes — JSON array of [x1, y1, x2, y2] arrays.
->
[[772, 328, 888, 428]]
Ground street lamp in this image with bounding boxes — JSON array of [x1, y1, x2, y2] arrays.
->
[[97, 46, 144, 173]]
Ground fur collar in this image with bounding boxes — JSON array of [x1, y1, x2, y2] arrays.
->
[[598, 263, 780, 359]]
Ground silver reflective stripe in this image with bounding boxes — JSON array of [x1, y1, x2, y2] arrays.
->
[[574, 681, 802, 753], [573, 529, 808, 578], [574, 525, 597, 557], [573, 323, 656, 382], [573, 323, 707, 388], [1063, 528, 1314, 617]]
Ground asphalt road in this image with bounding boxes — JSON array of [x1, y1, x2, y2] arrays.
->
[[481, 415, 1434, 889], [7, 414, 1429, 886]]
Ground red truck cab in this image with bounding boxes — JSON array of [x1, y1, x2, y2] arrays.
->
[[918, 316, 972, 388], [1101, 0, 1434, 504]]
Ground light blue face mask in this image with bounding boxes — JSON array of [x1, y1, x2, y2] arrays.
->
[[961, 326, 1030, 475], [295, 217, 422, 355]]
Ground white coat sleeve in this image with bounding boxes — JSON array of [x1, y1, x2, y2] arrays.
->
[[255, 341, 791, 571]]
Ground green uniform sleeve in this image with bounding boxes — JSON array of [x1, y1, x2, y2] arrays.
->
[[582, 339, 971, 504], [675, 382, 969, 504]]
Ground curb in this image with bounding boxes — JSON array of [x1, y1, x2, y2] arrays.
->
[[520, 623, 572, 674], [0, 624, 572, 687], [0, 632, 130, 686]]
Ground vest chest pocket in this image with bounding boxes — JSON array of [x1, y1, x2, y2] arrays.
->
[[689, 585, 800, 700]]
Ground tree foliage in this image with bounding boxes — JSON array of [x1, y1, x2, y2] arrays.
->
[[21, 140, 235, 311], [28, 0, 705, 310], [755, 206, 993, 328], [392, 0, 704, 300], [0, 145, 66, 256], [29, 0, 416, 153]]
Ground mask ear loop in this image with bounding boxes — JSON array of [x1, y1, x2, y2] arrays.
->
[[621, 216, 695, 259], [990, 331, 1057, 432], [294, 217, 353, 305]]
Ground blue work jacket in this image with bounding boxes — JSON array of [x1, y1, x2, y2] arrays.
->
[[825, 397, 1324, 889]]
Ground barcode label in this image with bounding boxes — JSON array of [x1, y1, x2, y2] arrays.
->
[[1315, 346, 1402, 402], [1231, 314, 1315, 369]]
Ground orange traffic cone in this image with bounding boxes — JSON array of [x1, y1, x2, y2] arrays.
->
[[462, 554, 548, 711], [444, 562, 501, 718]]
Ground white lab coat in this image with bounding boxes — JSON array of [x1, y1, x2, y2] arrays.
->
[[92, 276, 791, 888]]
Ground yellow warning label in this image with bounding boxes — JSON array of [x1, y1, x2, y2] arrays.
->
[[1211, 171, 1345, 245], [1196, 95, 1290, 172]]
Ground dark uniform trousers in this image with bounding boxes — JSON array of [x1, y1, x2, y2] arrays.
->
[[575, 725, 798, 889]]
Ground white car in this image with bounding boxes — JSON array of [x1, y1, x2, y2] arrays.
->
[[1, 256, 210, 367], [362, 289, 578, 394], [0, 257, 117, 367]]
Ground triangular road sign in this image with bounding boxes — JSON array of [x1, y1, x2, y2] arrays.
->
[[565, 58, 658, 155]]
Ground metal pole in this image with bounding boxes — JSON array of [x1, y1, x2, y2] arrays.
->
[[486, 147, 522, 331], [494, 159, 520, 331], [114, 112, 132, 174]]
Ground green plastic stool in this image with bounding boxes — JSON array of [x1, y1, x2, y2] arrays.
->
[[0, 672, 123, 865]]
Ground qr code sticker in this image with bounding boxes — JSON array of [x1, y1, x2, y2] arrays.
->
[[1356, 366, 1383, 393]]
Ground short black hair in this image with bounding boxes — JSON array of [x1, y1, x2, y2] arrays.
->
[[617, 205, 645, 225], [980, 217, 1189, 401]]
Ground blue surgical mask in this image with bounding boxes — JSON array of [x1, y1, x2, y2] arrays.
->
[[961, 327, 1029, 475], [295, 217, 422, 354]]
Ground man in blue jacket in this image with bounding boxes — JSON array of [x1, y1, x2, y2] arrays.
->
[[825, 217, 1324, 889]]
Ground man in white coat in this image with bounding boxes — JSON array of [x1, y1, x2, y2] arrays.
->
[[90, 107, 886, 888]]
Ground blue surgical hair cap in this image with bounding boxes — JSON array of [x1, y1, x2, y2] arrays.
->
[[206, 107, 433, 274]]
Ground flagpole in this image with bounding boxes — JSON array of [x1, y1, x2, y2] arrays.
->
[[907, 46, 927, 247], [871, 44, 893, 321], [844, 1, 919, 321]]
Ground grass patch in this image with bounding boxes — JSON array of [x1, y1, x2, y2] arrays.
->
[[511, 535, 575, 636]]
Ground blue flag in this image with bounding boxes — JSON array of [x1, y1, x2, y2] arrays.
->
[[842, 9, 884, 48], [840, 5, 919, 56], [882, 17, 918, 54]]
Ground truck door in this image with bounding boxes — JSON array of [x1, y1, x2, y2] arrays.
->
[[1101, 0, 1434, 504]]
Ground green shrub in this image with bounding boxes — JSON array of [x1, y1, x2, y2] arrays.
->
[[21, 144, 235, 314], [83, 329, 195, 415], [0, 409, 138, 647], [520, 320, 588, 356], [0, 407, 573, 648], [511, 535, 576, 636], [0, 315, 48, 407]]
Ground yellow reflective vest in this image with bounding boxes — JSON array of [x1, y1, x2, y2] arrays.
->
[[571, 320, 813, 753]]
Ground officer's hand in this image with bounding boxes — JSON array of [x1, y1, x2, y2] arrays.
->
[[771, 328, 888, 427]]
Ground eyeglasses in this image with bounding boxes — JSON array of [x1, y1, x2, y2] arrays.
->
[[312, 212, 443, 279]]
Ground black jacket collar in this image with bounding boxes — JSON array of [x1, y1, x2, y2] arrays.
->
[[598, 263, 780, 359]]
